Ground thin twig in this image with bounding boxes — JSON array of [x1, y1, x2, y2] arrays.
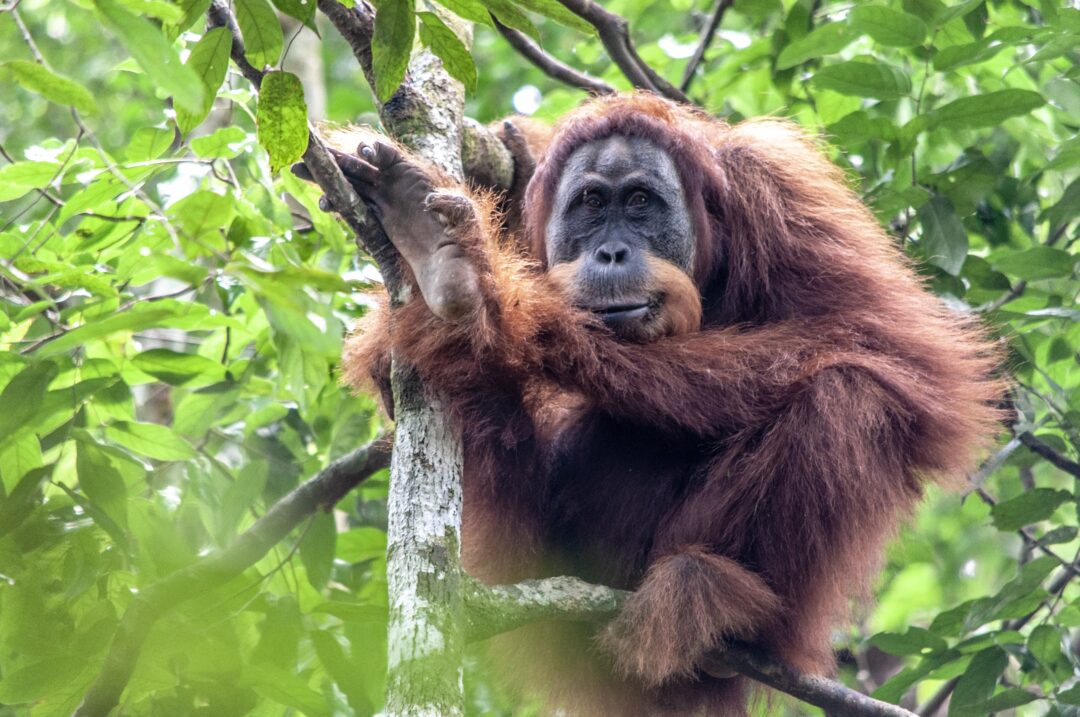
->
[[555, 0, 689, 102], [73, 437, 392, 717], [494, 18, 614, 95], [679, 0, 733, 92]]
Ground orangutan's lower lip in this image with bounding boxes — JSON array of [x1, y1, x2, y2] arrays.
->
[[592, 303, 650, 321]]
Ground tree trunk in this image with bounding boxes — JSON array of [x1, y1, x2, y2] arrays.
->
[[378, 31, 470, 717]]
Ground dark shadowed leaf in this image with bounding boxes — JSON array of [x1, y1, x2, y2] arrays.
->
[[372, 0, 416, 102], [949, 646, 1008, 716], [869, 627, 948, 656], [811, 60, 912, 99], [918, 195, 968, 275], [991, 488, 1072, 531]]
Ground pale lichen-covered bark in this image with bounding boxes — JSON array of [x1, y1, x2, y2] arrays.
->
[[379, 40, 469, 717]]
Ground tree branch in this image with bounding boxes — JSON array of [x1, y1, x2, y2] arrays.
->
[[555, 0, 690, 102], [1018, 432, 1080, 479], [679, 0, 733, 92], [464, 576, 917, 717], [493, 18, 615, 95], [73, 437, 392, 717]]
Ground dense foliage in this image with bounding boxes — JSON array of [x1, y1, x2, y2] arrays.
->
[[0, 0, 1077, 715]]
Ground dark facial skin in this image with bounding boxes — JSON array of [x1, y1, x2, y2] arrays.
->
[[544, 135, 695, 337]]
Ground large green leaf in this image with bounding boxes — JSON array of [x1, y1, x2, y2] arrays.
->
[[256, 71, 309, 173], [235, 0, 284, 69], [94, 0, 204, 113], [850, 6, 928, 47], [811, 60, 912, 99], [776, 22, 855, 69], [104, 421, 197, 461], [1, 60, 98, 115], [300, 511, 337, 591], [991, 247, 1076, 281], [918, 196, 968, 275], [417, 11, 477, 93], [991, 488, 1072, 531], [176, 27, 232, 133], [372, 0, 416, 102], [930, 89, 1046, 130]]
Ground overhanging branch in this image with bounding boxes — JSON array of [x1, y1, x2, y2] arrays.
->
[[493, 18, 615, 95], [555, 0, 689, 102], [74, 436, 392, 717]]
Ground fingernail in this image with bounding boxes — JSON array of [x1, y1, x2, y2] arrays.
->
[[360, 145, 375, 160], [319, 195, 332, 212]]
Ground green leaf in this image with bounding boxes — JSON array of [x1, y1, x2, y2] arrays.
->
[[811, 60, 912, 99], [132, 348, 225, 385], [0, 656, 87, 704], [1027, 624, 1063, 667], [191, 126, 248, 158], [480, 0, 539, 40], [235, 0, 284, 69], [850, 6, 928, 47], [949, 646, 1007, 716], [300, 511, 337, 591], [930, 90, 1045, 130], [243, 663, 330, 717], [932, 39, 1007, 72], [0, 433, 43, 493], [76, 438, 129, 527], [0, 161, 60, 202], [991, 247, 1075, 281], [167, 189, 237, 239], [918, 195, 968, 275], [436, 0, 494, 27], [272, 0, 316, 28], [0, 361, 57, 448], [176, 27, 232, 133], [1, 60, 99, 115], [417, 12, 477, 93], [35, 304, 194, 358], [961, 688, 1038, 714], [1060, 683, 1080, 705], [869, 627, 948, 656], [1041, 177, 1080, 228], [776, 22, 856, 69], [256, 71, 309, 173], [513, 0, 594, 34], [990, 488, 1072, 531], [104, 421, 197, 461], [95, 0, 205, 113], [372, 0, 416, 102]]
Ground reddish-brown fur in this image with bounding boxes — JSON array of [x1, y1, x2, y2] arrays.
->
[[342, 93, 1005, 715]]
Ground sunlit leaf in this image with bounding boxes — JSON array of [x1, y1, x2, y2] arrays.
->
[[1, 60, 98, 115], [256, 70, 309, 173], [94, 0, 204, 113]]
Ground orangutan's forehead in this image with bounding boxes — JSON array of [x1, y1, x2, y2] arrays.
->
[[556, 135, 685, 203]]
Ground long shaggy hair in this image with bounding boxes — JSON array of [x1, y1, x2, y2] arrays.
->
[[342, 93, 1006, 716]]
